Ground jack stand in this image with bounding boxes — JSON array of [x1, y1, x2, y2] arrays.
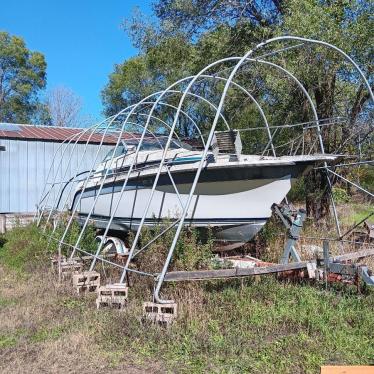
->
[[272, 204, 306, 264], [72, 271, 100, 294], [143, 302, 177, 327], [96, 283, 128, 309]]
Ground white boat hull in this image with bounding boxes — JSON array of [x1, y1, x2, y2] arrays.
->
[[74, 176, 291, 242]]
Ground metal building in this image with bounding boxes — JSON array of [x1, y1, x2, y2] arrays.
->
[[0, 123, 114, 216]]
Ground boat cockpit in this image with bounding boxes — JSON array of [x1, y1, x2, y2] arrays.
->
[[102, 137, 193, 163]]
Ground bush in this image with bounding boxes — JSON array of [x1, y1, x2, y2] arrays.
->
[[46, 218, 98, 257], [332, 186, 351, 204], [360, 165, 374, 192], [0, 223, 50, 272]]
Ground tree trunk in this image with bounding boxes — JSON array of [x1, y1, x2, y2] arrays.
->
[[305, 169, 330, 221], [305, 74, 336, 220]]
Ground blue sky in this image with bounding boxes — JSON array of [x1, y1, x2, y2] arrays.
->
[[0, 0, 152, 121]]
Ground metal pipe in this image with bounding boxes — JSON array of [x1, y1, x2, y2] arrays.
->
[[36, 132, 85, 224], [43, 127, 94, 231], [37, 130, 86, 227], [88, 122, 167, 271], [326, 168, 374, 198], [254, 36, 373, 102]]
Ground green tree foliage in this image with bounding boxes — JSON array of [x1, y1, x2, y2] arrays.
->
[[0, 31, 47, 123]]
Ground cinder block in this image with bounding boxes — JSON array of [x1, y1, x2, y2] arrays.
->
[[96, 283, 128, 309], [72, 271, 100, 294], [143, 302, 177, 326], [57, 259, 83, 280]]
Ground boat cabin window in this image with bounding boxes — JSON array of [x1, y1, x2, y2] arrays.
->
[[103, 145, 127, 162], [102, 137, 191, 161]]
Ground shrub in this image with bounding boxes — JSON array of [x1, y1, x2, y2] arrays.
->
[[332, 186, 351, 204], [0, 223, 50, 272]]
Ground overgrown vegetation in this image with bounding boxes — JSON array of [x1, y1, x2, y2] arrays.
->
[[0, 224, 50, 272], [0, 219, 373, 373]]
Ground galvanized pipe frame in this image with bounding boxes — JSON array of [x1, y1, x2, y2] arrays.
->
[[76, 75, 254, 273], [41, 117, 121, 233], [35, 131, 89, 224], [36, 128, 89, 226], [38, 114, 120, 228], [252, 36, 373, 102], [52, 101, 178, 244], [149, 54, 264, 302], [46, 105, 153, 225], [326, 168, 374, 198], [52, 113, 182, 225], [66, 86, 232, 260], [196, 74, 275, 156], [67, 92, 179, 259], [117, 58, 283, 284], [42, 128, 98, 231], [46, 117, 127, 280], [55, 111, 136, 257], [55, 98, 202, 233], [43, 123, 117, 231], [47, 36, 372, 303], [46, 234, 155, 277], [52, 125, 155, 240], [119, 57, 322, 282], [87, 121, 172, 271], [251, 36, 374, 237], [84, 90, 233, 270], [44, 65, 285, 245], [49, 93, 217, 266], [61, 85, 232, 235], [118, 56, 329, 291]]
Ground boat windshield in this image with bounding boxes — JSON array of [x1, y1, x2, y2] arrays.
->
[[102, 137, 191, 161]]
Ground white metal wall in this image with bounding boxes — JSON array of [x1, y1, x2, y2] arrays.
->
[[0, 139, 112, 213]]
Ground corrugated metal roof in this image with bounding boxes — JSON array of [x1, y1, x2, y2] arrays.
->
[[0, 123, 135, 145]]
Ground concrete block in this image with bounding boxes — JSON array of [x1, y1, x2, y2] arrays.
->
[[143, 302, 177, 326], [96, 283, 128, 309], [72, 271, 100, 294]]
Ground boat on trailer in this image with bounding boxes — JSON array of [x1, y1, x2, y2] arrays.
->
[[71, 133, 336, 245]]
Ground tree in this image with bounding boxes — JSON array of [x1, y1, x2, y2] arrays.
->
[[0, 31, 47, 123], [46, 86, 82, 127]]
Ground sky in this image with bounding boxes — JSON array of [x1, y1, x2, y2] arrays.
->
[[0, 0, 153, 121]]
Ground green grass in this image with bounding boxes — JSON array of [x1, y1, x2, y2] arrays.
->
[[340, 203, 373, 226], [0, 223, 51, 272], [95, 279, 374, 373], [0, 223, 373, 373]]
